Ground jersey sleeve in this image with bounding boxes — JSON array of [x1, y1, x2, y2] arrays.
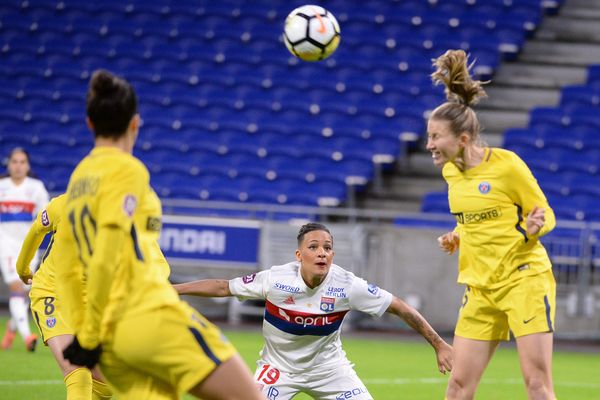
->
[[229, 270, 270, 300], [505, 153, 556, 238], [15, 195, 64, 277], [348, 276, 393, 317], [96, 161, 149, 233]]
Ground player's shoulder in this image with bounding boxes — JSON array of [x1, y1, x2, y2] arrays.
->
[[328, 264, 356, 285], [24, 176, 47, 190], [490, 147, 518, 162], [48, 194, 67, 210], [270, 261, 300, 276]]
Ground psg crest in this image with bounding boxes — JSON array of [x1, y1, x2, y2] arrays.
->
[[46, 317, 56, 328], [478, 182, 491, 194]]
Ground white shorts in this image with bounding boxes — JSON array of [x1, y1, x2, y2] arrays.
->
[[253, 361, 373, 400], [0, 236, 38, 285]]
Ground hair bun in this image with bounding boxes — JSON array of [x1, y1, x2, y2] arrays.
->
[[90, 70, 120, 97]]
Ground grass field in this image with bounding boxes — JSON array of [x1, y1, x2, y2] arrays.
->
[[1, 317, 599, 399]]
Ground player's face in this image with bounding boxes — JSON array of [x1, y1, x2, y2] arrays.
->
[[8, 151, 30, 182], [296, 230, 334, 287], [426, 119, 462, 167]]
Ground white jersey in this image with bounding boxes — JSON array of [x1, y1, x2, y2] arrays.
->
[[0, 176, 49, 242], [229, 261, 393, 375]]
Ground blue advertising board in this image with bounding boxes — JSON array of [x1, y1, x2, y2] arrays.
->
[[159, 215, 261, 266]]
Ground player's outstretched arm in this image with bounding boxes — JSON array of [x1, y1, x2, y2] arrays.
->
[[386, 296, 453, 374], [173, 279, 232, 297], [15, 210, 51, 284]]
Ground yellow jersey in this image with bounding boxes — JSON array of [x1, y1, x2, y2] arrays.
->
[[443, 147, 556, 289], [16, 194, 66, 298], [58, 146, 178, 348]]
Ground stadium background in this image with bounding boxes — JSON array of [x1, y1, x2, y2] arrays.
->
[[1, 0, 600, 398]]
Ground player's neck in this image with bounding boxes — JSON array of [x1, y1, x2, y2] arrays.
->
[[453, 145, 485, 171], [10, 176, 25, 185], [95, 135, 134, 154]]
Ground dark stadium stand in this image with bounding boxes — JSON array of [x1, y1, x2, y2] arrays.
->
[[1, 0, 560, 211]]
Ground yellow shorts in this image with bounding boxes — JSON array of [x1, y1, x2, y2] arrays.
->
[[455, 269, 556, 341], [100, 301, 237, 399], [30, 290, 74, 344]]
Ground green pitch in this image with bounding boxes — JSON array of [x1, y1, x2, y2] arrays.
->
[[1, 318, 599, 399]]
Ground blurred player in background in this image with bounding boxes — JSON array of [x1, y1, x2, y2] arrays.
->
[[0, 147, 49, 352], [426, 49, 557, 400], [56, 69, 264, 400], [174, 222, 453, 400], [16, 194, 113, 400]]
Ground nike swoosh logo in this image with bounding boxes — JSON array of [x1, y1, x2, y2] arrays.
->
[[313, 9, 327, 34], [523, 316, 536, 324]]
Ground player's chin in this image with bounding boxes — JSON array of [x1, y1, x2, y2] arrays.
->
[[313, 263, 331, 274]]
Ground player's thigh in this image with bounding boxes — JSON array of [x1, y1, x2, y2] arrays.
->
[[505, 270, 556, 338], [455, 286, 509, 341], [450, 335, 499, 385], [252, 361, 300, 400], [107, 302, 237, 397], [30, 292, 73, 344], [515, 332, 554, 383], [190, 354, 264, 400], [307, 365, 373, 400]]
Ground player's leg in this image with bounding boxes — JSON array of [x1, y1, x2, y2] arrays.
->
[[516, 333, 555, 400], [307, 364, 373, 400], [509, 271, 556, 400], [104, 302, 263, 399], [47, 334, 93, 399], [2, 252, 36, 350], [91, 367, 113, 400], [445, 336, 498, 400], [447, 286, 507, 400], [189, 354, 269, 400]]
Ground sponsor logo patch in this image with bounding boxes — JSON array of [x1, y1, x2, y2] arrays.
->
[[274, 283, 301, 293], [453, 207, 502, 225], [367, 283, 380, 296], [242, 273, 257, 284], [41, 210, 50, 226], [283, 296, 295, 305], [122, 195, 137, 217]]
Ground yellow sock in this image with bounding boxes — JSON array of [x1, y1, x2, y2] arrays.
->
[[64, 368, 93, 400], [92, 379, 113, 399]]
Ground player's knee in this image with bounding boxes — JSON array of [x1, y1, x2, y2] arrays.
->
[[446, 376, 473, 400], [523, 375, 549, 397]]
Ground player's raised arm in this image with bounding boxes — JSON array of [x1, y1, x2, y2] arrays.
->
[[174, 279, 232, 297], [15, 216, 47, 285], [386, 296, 453, 374]]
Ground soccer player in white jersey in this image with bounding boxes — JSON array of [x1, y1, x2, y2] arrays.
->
[[174, 222, 453, 400], [0, 147, 49, 351]]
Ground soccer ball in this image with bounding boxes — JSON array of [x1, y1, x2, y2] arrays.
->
[[283, 5, 341, 62]]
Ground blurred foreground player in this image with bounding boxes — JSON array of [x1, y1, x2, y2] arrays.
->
[[57, 69, 265, 400]]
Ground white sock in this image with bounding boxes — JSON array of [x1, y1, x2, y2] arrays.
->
[[9, 294, 32, 339]]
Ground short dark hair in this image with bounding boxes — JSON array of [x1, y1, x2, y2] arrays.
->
[[86, 69, 137, 139], [297, 223, 332, 245]]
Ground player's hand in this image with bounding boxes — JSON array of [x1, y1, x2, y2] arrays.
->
[[63, 336, 102, 368], [437, 232, 460, 255], [435, 340, 453, 374], [19, 271, 33, 285], [526, 206, 545, 236]]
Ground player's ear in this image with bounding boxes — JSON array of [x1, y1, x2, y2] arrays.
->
[[129, 114, 140, 132], [86, 117, 94, 132], [295, 249, 301, 262]]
